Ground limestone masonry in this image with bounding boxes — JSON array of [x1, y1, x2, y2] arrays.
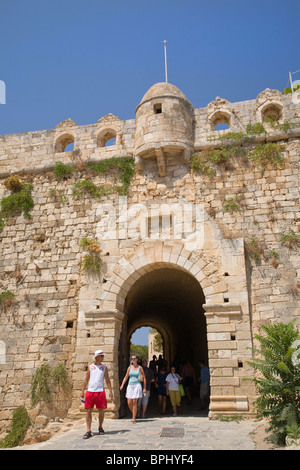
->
[[0, 82, 300, 430]]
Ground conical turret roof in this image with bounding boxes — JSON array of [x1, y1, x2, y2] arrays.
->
[[138, 82, 191, 107]]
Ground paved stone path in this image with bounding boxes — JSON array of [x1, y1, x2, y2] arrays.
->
[[13, 411, 256, 451]]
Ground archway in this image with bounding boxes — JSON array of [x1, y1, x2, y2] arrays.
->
[[118, 266, 207, 417]]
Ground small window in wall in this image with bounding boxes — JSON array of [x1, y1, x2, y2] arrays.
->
[[64, 142, 74, 151], [154, 103, 162, 114], [55, 133, 75, 153], [105, 137, 116, 146], [214, 122, 229, 131], [97, 129, 117, 147], [211, 111, 231, 131], [262, 104, 283, 125]]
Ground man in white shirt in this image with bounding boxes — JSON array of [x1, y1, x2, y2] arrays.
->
[[81, 349, 113, 439]]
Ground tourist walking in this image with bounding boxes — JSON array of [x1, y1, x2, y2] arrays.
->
[[181, 360, 196, 404], [166, 365, 182, 416], [199, 360, 210, 410], [137, 359, 155, 418], [120, 355, 146, 423], [80, 349, 113, 439], [156, 366, 168, 414]]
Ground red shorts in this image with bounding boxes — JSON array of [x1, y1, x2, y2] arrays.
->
[[85, 391, 107, 409]]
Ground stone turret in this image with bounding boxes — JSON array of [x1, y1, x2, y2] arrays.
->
[[134, 82, 195, 176]]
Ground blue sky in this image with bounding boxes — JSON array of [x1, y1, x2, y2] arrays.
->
[[0, 1, 299, 346], [131, 327, 150, 347], [0, 0, 299, 136]]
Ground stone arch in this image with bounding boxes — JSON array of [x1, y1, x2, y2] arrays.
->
[[96, 114, 121, 147], [100, 211, 232, 314], [110, 244, 213, 314], [96, 127, 117, 147], [54, 132, 75, 152], [129, 321, 171, 364], [260, 102, 283, 124], [209, 110, 232, 131], [74, 216, 255, 418], [255, 89, 284, 124], [116, 251, 209, 416]]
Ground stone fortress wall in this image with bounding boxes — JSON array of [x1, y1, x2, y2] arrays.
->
[[0, 82, 299, 430]]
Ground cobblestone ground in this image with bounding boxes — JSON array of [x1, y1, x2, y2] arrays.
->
[[11, 403, 256, 452]]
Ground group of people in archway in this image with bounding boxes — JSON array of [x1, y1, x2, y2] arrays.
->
[[80, 349, 210, 439], [119, 354, 210, 423]]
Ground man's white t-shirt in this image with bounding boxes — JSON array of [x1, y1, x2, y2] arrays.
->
[[87, 364, 106, 392]]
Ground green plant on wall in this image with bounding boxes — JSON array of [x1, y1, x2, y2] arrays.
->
[[221, 195, 242, 213], [0, 291, 15, 311], [0, 176, 34, 232], [31, 363, 52, 406], [0, 406, 30, 448], [72, 180, 112, 200], [53, 161, 75, 180], [191, 124, 285, 178], [269, 249, 280, 269], [88, 156, 135, 195], [246, 237, 265, 262], [52, 156, 135, 198], [263, 116, 298, 132], [1, 186, 34, 218], [80, 237, 102, 277], [191, 145, 246, 178], [31, 362, 69, 407], [248, 142, 284, 172], [280, 228, 300, 249], [49, 188, 67, 206], [246, 122, 267, 135], [2, 175, 25, 193]]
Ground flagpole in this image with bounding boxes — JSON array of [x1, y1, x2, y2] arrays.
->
[[163, 40, 168, 83]]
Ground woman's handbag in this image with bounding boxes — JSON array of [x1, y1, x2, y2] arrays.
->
[[179, 384, 185, 397], [138, 367, 143, 382]]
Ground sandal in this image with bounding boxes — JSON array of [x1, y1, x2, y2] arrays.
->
[[83, 431, 93, 439], [98, 427, 105, 435]]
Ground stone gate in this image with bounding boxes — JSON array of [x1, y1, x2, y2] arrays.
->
[[0, 82, 299, 428]]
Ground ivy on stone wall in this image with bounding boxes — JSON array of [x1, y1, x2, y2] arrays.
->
[[53, 156, 135, 196], [191, 123, 293, 178], [0, 291, 15, 311], [0, 406, 30, 448], [80, 237, 102, 277], [88, 156, 135, 195], [0, 176, 34, 233], [30, 362, 69, 407]]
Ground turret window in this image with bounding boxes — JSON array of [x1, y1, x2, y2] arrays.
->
[[154, 103, 162, 114]]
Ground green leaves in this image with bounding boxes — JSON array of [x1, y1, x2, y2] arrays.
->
[[246, 320, 300, 445], [31, 362, 69, 407], [0, 177, 34, 232]]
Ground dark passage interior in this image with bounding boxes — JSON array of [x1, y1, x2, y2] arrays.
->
[[118, 267, 208, 417]]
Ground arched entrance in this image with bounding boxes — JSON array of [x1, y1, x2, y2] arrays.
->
[[73, 236, 255, 419], [118, 265, 207, 417]]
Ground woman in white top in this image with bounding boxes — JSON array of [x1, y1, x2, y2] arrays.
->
[[166, 366, 182, 416], [120, 355, 146, 423]]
